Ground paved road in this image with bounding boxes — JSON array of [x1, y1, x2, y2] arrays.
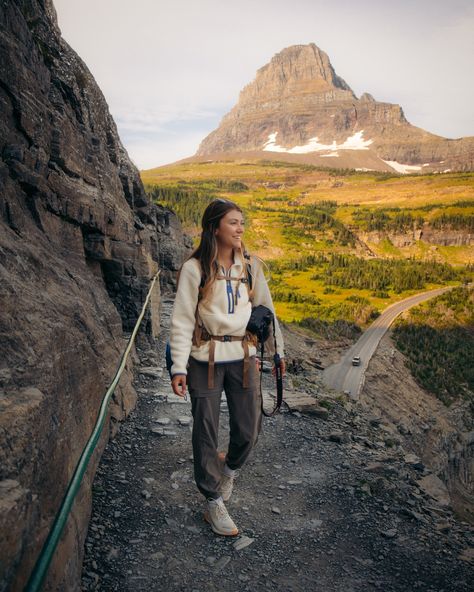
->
[[323, 286, 452, 400]]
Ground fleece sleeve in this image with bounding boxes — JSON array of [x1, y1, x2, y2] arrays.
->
[[169, 258, 201, 376], [250, 256, 285, 358]]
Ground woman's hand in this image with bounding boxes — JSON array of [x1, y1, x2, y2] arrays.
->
[[171, 374, 187, 397]]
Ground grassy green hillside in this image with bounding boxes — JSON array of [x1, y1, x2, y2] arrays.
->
[[141, 160, 473, 331]]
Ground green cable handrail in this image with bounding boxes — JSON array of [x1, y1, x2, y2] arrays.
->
[[25, 269, 161, 592]]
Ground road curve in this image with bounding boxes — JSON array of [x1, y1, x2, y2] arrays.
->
[[322, 286, 453, 400]]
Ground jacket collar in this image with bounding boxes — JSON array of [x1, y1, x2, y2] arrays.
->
[[232, 249, 244, 269], [218, 250, 246, 274]]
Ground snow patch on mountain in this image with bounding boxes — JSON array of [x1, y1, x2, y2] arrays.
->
[[383, 160, 422, 174], [263, 131, 373, 154]]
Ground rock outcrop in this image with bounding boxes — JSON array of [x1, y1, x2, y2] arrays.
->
[[0, 1, 191, 591], [194, 44, 474, 173], [360, 333, 474, 524], [360, 226, 474, 249]]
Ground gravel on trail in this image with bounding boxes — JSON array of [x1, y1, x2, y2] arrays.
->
[[81, 300, 473, 591]]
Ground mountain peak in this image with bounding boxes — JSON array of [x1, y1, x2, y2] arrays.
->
[[235, 43, 355, 110], [258, 43, 354, 94], [195, 43, 474, 172]]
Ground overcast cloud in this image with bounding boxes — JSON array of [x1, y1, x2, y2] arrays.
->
[[54, 0, 474, 169]]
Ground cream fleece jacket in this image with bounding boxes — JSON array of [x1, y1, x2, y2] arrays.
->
[[169, 250, 285, 377]]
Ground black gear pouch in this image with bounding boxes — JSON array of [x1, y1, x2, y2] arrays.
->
[[246, 304, 274, 343]]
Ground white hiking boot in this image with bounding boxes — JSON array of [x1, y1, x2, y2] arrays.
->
[[219, 474, 234, 502], [218, 464, 239, 502], [204, 497, 239, 536]]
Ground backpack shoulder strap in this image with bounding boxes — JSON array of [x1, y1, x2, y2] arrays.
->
[[244, 253, 255, 301], [176, 257, 204, 346], [246, 262, 253, 291], [246, 262, 253, 302]]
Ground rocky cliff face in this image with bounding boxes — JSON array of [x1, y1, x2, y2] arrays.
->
[[195, 44, 474, 173], [280, 323, 474, 524], [360, 226, 474, 249], [361, 333, 474, 524], [0, 1, 191, 591]]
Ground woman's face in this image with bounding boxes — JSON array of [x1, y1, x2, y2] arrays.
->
[[215, 209, 245, 250]]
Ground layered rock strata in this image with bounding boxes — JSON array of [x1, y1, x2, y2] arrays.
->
[[196, 44, 474, 173], [0, 1, 190, 590]]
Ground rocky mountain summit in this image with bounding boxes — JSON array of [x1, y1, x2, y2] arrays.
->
[[0, 1, 190, 590], [195, 44, 474, 173]]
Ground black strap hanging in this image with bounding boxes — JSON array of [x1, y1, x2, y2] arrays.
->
[[262, 316, 285, 417], [251, 309, 285, 417]]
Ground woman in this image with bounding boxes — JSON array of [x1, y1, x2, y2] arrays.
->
[[169, 198, 286, 536]]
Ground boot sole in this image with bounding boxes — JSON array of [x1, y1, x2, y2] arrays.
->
[[203, 511, 239, 536]]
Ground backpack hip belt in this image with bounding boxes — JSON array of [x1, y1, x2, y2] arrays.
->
[[199, 328, 257, 389]]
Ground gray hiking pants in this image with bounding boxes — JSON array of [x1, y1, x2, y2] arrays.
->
[[187, 355, 263, 500]]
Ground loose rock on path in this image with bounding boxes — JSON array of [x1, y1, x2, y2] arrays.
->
[[81, 300, 473, 591]]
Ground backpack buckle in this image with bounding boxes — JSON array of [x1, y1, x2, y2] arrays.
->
[[223, 335, 232, 342]]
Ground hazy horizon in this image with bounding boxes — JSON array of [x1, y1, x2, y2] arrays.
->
[[54, 0, 474, 170]]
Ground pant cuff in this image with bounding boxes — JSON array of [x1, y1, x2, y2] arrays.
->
[[223, 463, 239, 477], [207, 495, 223, 504]]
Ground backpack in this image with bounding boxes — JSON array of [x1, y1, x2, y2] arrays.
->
[[165, 256, 253, 380], [166, 255, 284, 416]]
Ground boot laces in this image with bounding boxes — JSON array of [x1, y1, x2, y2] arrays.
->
[[215, 499, 229, 519]]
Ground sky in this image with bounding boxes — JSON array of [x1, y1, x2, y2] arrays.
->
[[54, 0, 474, 170]]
